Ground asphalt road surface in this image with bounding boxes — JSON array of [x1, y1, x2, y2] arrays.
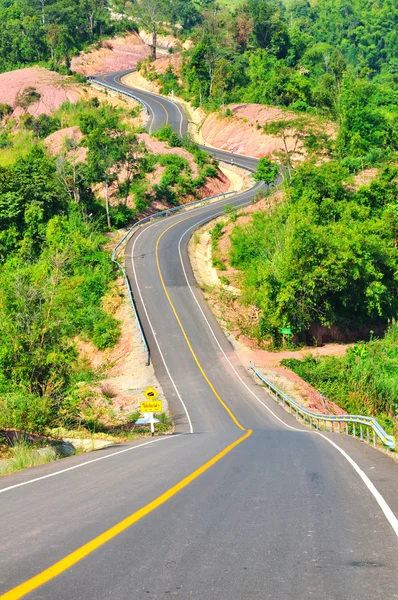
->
[[0, 71, 397, 600]]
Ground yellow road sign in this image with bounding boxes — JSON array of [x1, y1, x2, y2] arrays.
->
[[144, 386, 158, 400], [140, 400, 162, 413]]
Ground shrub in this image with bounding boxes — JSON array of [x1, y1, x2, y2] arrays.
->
[[91, 313, 120, 350], [0, 392, 52, 434]]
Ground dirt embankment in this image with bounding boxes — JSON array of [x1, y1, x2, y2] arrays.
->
[[93, 132, 231, 209], [0, 67, 82, 117], [44, 127, 233, 210], [44, 126, 88, 163], [76, 277, 166, 420], [71, 32, 151, 76], [0, 66, 144, 120], [139, 30, 192, 51], [201, 104, 335, 159]]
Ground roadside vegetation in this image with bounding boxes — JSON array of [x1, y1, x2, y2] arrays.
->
[[229, 163, 398, 344], [0, 93, 220, 452], [281, 324, 398, 438], [0, 0, 133, 75]]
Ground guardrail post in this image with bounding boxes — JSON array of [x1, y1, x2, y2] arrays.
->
[[353, 424, 356, 438], [366, 427, 370, 444], [345, 423, 348, 435], [337, 422, 341, 434], [310, 417, 313, 429], [373, 430, 376, 447], [360, 425, 363, 441]]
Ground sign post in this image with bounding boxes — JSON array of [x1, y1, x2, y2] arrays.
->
[[136, 388, 162, 436]]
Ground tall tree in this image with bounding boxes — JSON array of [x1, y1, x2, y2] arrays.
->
[[132, 0, 168, 61]]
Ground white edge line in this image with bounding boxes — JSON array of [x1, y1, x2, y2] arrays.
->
[[174, 101, 184, 138], [178, 218, 398, 538], [131, 227, 194, 434], [0, 435, 181, 495]]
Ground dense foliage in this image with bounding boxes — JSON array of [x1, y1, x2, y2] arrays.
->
[[282, 324, 398, 429], [229, 163, 398, 342], [0, 0, 133, 74], [0, 144, 120, 434]]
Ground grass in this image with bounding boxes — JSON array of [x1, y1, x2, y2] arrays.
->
[[48, 411, 174, 442], [0, 411, 174, 476], [0, 131, 38, 167], [0, 437, 57, 476]]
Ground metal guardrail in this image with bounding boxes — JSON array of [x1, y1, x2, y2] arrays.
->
[[89, 77, 152, 128], [249, 363, 396, 450]]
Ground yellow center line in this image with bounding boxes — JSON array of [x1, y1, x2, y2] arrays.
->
[[1, 429, 251, 599], [150, 96, 169, 126], [155, 221, 246, 431]]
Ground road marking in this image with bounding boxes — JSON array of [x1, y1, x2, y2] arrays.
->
[[131, 227, 194, 433], [155, 223, 246, 432], [147, 95, 169, 126], [0, 429, 252, 599], [109, 79, 398, 537], [176, 219, 398, 538], [0, 436, 181, 495], [177, 218, 299, 433], [315, 432, 398, 537], [173, 100, 185, 137]]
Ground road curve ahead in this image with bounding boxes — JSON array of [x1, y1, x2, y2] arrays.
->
[[0, 72, 397, 600]]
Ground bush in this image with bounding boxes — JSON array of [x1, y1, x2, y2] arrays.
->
[[154, 125, 182, 147], [91, 313, 121, 350], [72, 72, 87, 84], [23, 114, 61, 138], [229, 162, 398, 341], [0, 392, 52, 434]]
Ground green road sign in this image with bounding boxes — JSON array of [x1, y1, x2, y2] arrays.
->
[[281, 328, 292, 335]]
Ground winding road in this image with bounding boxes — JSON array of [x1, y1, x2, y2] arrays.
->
[[0, 70, 397, 600]]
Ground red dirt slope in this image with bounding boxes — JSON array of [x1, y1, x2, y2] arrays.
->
[[71, 33, 151, 76], [0, 67, 81, 117]]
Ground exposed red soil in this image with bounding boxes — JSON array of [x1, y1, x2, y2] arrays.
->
[[201, 103, 335, 159], [141, 52, 183, 77], [93, 133, 231, 210], [345, 168, 380, 192], [44, 126, 87, 162], [0, 67, 82, 117], [139, 30, 192, 51], [71, 32, 151, 76]]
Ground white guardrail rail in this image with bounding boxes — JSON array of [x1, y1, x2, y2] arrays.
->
[[249, 363, 395, 450]]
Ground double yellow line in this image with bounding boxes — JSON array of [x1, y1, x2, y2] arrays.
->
[[2, 210, 251, 599]]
